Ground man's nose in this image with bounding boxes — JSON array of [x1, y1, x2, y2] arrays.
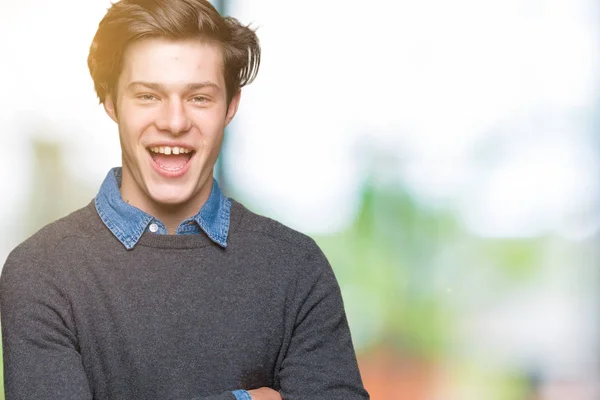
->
[[156, 100, 192, 135]]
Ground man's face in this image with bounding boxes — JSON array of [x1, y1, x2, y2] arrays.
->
[[104, 38, 239, 216]]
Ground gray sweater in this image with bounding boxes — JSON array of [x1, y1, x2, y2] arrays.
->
[[1, 200, 369, 400]]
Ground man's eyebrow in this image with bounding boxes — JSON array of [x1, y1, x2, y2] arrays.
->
[[126, 81, 221, 92], [185, 82, 220, 91]]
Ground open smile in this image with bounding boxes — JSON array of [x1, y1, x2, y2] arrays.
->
[[147, 146, 196, 175]]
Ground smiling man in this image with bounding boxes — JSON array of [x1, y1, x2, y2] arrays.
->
[[0, 1, 369, 400], [106, 38, 234, 234]]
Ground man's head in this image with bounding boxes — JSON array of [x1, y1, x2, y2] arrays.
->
[[89, 0, 260, 109], [87, 0, 260, 222]]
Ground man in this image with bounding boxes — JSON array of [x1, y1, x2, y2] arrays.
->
[[0, 1, 369, 399]]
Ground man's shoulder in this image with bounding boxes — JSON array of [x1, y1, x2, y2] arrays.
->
[[5, 201, 100, 267], [229, 199, 321, 254]]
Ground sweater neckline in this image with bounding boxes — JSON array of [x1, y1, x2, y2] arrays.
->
[[135, 231, 215, 249], [108, 200, 246, 250]]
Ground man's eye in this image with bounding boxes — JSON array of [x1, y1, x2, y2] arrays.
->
[[138, 94, 157, 101], [192, 96, 207, 103]]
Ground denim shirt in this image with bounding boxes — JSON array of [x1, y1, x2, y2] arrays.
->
[[94, 168, 250, 400], [95, 167, 231, 250]]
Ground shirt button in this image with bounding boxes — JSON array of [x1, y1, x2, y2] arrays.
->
[[149, 223, 159, 233]]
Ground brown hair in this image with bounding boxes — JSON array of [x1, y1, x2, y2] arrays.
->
[[88, 0, 260, 105]]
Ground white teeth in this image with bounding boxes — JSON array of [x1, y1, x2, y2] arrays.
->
[[149, 146, 192, 154]]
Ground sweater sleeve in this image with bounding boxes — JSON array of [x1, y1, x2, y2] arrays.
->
[[0, 248, 247, 400], [188, 393, 238, 400], [276, 243, 370, 400], [0, 247, 93, 400]]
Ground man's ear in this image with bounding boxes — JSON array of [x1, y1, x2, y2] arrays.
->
[[103, 94, 118, 123], [225, 90, 241, 127]]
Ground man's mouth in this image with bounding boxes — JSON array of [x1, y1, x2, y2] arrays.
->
[[148, 146, 195, 171]]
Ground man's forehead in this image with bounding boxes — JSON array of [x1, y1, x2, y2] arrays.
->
[[119, 38, 225, 87], [126, 81, 221, 93]]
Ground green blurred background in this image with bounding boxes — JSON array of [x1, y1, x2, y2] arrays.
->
[[1, 0, 599, 399]]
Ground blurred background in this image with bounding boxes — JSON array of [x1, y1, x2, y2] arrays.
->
[[1, 0, 599, 398]]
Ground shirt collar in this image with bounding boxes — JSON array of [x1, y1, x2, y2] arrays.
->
[[95, 167, 231, 250]]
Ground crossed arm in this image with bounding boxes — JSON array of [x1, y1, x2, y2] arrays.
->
[[0, 247, 368, 400], [243, 388, 281, 400]]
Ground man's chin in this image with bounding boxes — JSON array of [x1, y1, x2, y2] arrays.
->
[[144, 174, 209, 211], [146, 186, 195, 207], [150, 194, 192, 208]]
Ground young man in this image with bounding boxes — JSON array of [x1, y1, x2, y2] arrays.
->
[[0, 1, 369, 400]]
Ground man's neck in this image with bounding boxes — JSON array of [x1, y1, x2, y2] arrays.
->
[[119, 175, 211, 234]]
